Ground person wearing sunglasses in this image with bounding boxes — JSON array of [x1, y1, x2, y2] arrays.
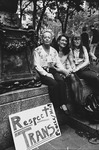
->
[[69, 32, 99, 90]]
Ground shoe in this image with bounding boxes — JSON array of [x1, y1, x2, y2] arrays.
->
[[84, 105, 94, 112], [60, 104, 69, 114]]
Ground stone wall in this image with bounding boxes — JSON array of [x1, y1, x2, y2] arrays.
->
[[0, 85, 50, 150]]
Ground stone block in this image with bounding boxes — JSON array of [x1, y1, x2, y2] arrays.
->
[[0, 85, 48, 105], [0, 85, 50, 150]]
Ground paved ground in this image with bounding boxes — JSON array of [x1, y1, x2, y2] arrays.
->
[[6, 124, 99, 150], [5, 109, 99, 150]]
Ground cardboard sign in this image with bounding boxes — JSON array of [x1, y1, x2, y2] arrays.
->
[[9, 103, 61, 150]]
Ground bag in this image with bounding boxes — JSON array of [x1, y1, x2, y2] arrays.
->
[[90, 59, 99, 73], [84, 93, 99, 111], [84, 93, 99, 122], [0, 0, 18, 13]]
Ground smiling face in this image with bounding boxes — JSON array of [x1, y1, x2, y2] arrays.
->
[[58, 36, 68, 48], [42, 31, 52, 46]]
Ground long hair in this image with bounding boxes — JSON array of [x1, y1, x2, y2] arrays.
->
[[71, 33, 84, 58], [54, 34, 70, 55]]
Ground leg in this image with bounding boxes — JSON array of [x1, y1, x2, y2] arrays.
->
[[52, 71, 67, 106], [70, 74, 79, 102], [40, 75, 60, 108], [77, 69, 99, 89]]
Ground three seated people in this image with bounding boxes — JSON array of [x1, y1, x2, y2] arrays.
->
[[33, 28, 99, 114]]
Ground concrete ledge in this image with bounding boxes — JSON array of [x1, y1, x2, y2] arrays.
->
[[0, 85, 50, 150], [1, 81, 99, 150], [0, 85, 48, 105], [66, 79, 99, 139]]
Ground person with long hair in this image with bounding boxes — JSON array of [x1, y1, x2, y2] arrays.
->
[[33, 29, 70, 113], [53, 33, 99, 113], [69, 32, 99, 90], [53, 34, 83, 107], [53, 34, 72, 74]]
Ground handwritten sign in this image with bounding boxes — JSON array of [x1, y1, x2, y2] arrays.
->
[[9, 103, 61, 150]]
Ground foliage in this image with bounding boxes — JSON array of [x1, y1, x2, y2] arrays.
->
[[86, 0, 99, 9], [0, 0, 18, 13], [19, 0, 54, 32], [18, 0, 85, 33], [17, 0, 99, 41], [54, 0, 84, 33]]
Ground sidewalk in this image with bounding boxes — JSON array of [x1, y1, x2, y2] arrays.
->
[[6, 124, 99, 150], [5, 109, 99, 150]]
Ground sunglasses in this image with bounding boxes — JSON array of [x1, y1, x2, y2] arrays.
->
[[74, 37, 81, 41]]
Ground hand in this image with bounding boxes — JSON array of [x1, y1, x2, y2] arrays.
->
[[48, 62, 55, 68], [65, 70, 72, 77], [89, 52, 97, 61], [92, 56, 97, 61], [53, 66, 61, 72], [72, 67, 79, 73], [72, 65, 76, 70], [47, 73, 54, 79]]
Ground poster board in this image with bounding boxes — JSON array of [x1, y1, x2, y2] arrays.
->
[[9, 103, 61, 150]]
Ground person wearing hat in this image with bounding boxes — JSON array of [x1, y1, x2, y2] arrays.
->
[[33, 29, 71, 113]]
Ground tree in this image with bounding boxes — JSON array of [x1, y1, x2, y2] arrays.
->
[[18, 0, 33, 27], [11, 0, 99, 38], [0, 0, 18, 13], [86, 0, 99, 9], [55, 0, 84, 33], [18, 0, 55, 34]]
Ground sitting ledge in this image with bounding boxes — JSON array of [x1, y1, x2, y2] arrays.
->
[[0, 85, 50, 150]]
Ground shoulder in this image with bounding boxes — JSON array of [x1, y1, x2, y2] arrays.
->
[[50, 46, 57, 51], [68, 48, 73, 59], [34, 45, 43, 52], [33, 45, 44, 56], [82, 46, 88, 53], [82, 46, 86, 50], [34, 45, 44, 55], [69, 48, 73, 55], [50, 46, 58, 54]]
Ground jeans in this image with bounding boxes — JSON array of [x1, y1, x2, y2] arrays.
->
[[40, 69, 67, 108], [77, 66, 99, 89]]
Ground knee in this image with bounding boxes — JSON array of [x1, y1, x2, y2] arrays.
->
[[52, 80, 58, 89], [57, 76, 65, 83], [70, 74, 76, 82], [58, 79, 66, 87]]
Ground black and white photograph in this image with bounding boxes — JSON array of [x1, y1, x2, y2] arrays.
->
[[0, 0, 99, 150]]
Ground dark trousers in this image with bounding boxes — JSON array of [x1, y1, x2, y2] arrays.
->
[[40, 70, 67, 108], [77, 67, 99, 89]]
